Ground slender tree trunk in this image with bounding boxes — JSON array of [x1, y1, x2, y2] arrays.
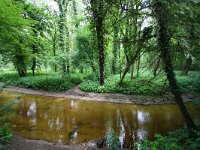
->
[[31, 44, 37, 76], [154, 0, 196, 130], [136, 54, 140, 77], [182, 56, 192, 75], [66, 19, 70, 75], [112, 26, 119, 74], [153, 55, 161, 76], [130, 64, 134, 80], [52, 30, 57, 72]]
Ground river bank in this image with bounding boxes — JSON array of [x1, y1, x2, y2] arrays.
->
[[2, 85, 197, 105]]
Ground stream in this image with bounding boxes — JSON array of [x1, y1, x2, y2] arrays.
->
[[0, 91, 199, 148]]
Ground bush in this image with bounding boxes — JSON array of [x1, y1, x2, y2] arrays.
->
[[7, 75, 82, 92], [135, 127, 200, 150], [79, 75, 167, 95], [80, 71, 200, 95], [176, 71, 200, 94], [0, 71, 85, 92], [0, 96, 20, 149]]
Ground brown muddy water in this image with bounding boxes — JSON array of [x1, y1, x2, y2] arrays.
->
[[0, 91, 200, 148]]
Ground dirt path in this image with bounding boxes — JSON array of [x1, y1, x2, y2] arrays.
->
[[3, 85, 197, 105]]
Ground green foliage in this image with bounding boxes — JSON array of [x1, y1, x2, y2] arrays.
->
[[106, 130, 120, 150], [0, 126, 13, 149], [135, 127, 200, 150], [0, 96, 20, 149], [176, 71, 200, 94], [0, 72, 83, 92], [79, 71, 200, 95], [80, 74, 167, 95]]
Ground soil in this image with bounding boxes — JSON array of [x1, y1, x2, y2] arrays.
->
[[7, 136, 101, 150], [0, 83, 198, 150]]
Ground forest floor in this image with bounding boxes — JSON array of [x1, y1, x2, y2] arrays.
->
[[2, 84, 198, 105]]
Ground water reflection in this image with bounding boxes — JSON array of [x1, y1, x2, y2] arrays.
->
[[27, 102, 37, 126], [0, 91, 199, 147]]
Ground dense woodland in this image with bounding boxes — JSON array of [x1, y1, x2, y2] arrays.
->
[[0, 0, 200, 149]]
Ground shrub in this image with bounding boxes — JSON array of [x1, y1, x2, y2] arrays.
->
[[79, 76, 167, 95], [8, 75, 80, 92], [135, 127, 200, 150], [106, 130, 120, 150]]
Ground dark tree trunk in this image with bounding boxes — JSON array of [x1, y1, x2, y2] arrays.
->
[[154, 0, 197, 130], [182, 56, 192, 75], [97, 18, 105, 85], [15, 49, 27, 77], [32, 58, 36, 76], [31, 44, 37, 76], [52, 30, 57, 72]]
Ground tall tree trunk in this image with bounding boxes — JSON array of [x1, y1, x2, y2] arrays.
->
[[31, 44, 37, 76], [52, 29, 57, 72], [154, 0, 197, 130], [112, 26, 119, 74], [58, 1, 66, 74], [15, 48, 27, 77], [96, 16, 105, 85], [66, 19, 70, 75]]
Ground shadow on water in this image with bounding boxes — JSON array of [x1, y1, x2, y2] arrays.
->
[[0, 91, 200, 148]]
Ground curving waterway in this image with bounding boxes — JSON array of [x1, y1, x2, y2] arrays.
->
[[0, 91, 199, 148]]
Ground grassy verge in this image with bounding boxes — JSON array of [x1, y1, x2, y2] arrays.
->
[[0, 71, 84, 92]]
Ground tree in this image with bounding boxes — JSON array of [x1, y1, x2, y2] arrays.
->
[[84, 0, 108, 85], [0, 0, 35, 77], [153, 0, 197, 130]]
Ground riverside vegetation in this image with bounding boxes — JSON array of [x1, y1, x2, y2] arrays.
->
[[0, 0, 200, 149]]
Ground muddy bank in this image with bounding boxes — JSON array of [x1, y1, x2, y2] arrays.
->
[[2, 86, 197, 105], [9, 136, 98, 150]]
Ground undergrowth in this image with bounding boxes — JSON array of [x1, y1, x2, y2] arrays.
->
[[0, 72, 83, 92], [80, 71, 200, 95], [135, 127, 200, 150]]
